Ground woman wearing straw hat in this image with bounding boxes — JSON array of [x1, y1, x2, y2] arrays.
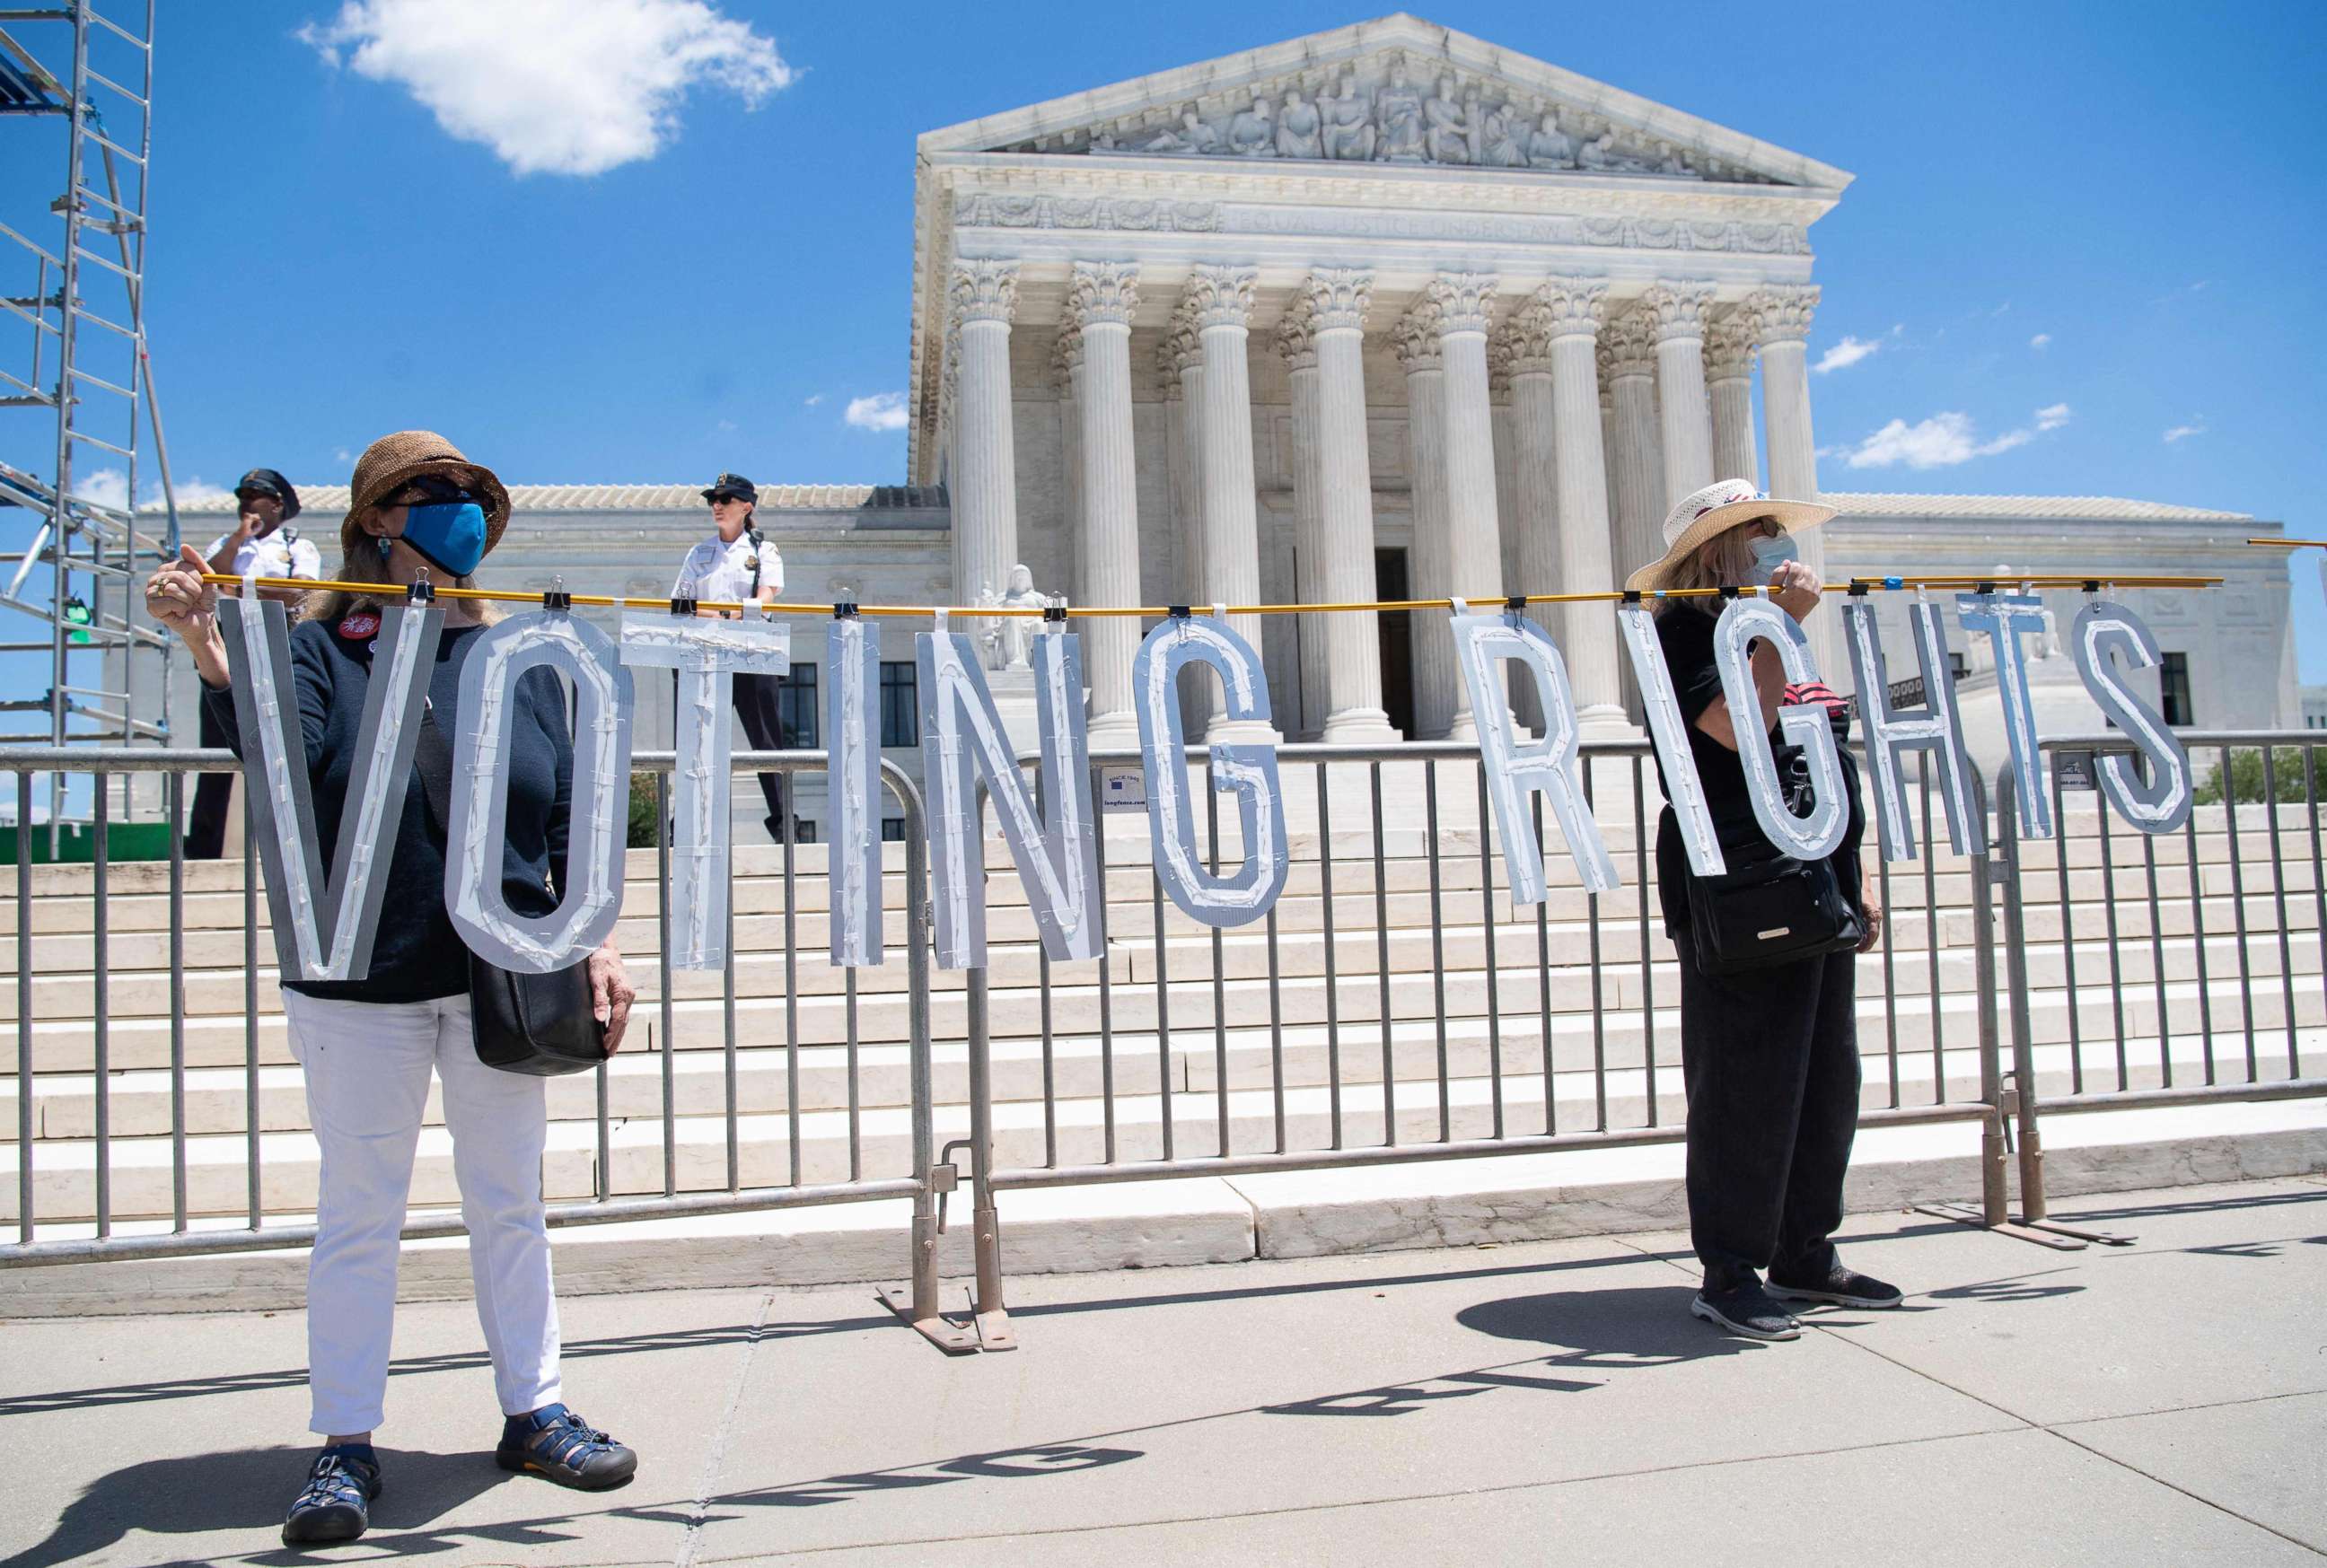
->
[[1632, 477, 1899, 1343], [144, 431, 641, 1546]]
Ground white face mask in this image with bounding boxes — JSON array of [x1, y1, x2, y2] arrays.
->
[[1748, 530, 1800, 584]]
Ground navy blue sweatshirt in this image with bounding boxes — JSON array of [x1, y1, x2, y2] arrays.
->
[[202, 613, 575, 1003]]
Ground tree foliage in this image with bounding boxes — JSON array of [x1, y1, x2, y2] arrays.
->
[[2192, 746, 2325, 806]]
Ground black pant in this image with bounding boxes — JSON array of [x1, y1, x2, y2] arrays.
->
[[731, 670, 787, 838], [183, 696, 233, 861], [1677, 936, 1861, 1290]]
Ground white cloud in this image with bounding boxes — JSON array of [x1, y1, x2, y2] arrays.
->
[[803, 393, 823, 407], [1812, 335, 1882, 374], [1842, 405, 2067, 469], [332, 447, 353, 464], [715, 418, 737, 434], [298, 0, 795, 177], [2029, 333, 2051, 350], [2164, 418, 2207, 443], [70, 469, 239, 512], [844, 391, 909, 434]]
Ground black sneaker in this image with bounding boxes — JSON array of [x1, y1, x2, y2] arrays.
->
[[1768, 1264, 1905, 1310], [282, 1444, 381, 1546], [1690, 1282, 1803, 1341], [496, 1404, 637, 1490]]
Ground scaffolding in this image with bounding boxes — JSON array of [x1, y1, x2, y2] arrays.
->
[[0, 0, 174, 832]]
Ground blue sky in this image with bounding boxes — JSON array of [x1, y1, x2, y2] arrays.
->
[[9, 0, 2326, 679]]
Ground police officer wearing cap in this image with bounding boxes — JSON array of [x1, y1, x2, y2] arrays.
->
[[188, 469, 320, 859], [204, 469, 320, 605], [674, 474, 789, 839]]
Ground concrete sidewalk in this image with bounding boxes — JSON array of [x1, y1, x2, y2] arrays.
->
[[3, 1177, 2323, 1566]]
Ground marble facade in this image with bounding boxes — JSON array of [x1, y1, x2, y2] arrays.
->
[[912, 14, 1851, 741]]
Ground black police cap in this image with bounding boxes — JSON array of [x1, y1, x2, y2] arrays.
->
[[234, 468, 302, 521], [701, 473, 758, 504]]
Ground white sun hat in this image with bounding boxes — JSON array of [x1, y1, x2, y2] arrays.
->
[[1625, 477, 1836, 593]]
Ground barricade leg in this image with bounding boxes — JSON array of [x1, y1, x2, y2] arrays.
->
[[966, 968, 1015, 1350], [879, 775, 979, 1353]]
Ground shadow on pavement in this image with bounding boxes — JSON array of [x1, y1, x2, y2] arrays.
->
[[1, 1312, 881, 1419], [1458, 1283, 1776, 1367], [6, 1446, 507, 1568]]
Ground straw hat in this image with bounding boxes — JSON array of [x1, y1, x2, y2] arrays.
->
[[1625, 477, 1835, 593], [339, 430, 512, 559]]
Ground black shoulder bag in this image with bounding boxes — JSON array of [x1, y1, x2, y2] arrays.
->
[[413, 705, 609, 1076], [1682, 749, 1864, 976]]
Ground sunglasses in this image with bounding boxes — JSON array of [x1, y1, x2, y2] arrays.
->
[[386, 475, 476, 507], [707, 492, 747, 505]]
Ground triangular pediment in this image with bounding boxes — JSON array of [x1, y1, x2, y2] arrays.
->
[[918, 13, 1850, 190]]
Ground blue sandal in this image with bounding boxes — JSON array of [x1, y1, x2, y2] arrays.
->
[[282, 1444, 381, 1546], [496, 1404, 637, 1490]]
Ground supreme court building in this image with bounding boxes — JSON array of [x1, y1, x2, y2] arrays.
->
[[165, 14, 2298, 840]]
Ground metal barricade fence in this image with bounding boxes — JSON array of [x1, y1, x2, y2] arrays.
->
[[0, 745, 966, 1349], [1994, 731, 2327, 1222], [6, 730, 2321, 1352], [947, 739, 2017, 1346]]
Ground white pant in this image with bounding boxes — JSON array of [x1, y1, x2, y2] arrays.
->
[[283, 990, 562, 1435]]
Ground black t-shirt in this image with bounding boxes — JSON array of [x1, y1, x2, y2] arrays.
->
[[202, 615, 575, 1003], [1649, 604, 1864, 936]]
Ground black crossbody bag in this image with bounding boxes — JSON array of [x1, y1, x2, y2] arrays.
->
[[1683, 751, 1864, 976], [413, 707, 609, 1076]]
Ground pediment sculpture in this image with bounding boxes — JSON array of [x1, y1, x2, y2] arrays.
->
[[1021, 53, 1752, 182]]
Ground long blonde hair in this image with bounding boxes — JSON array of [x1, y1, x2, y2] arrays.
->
[[303, 503, 499, 626], [1655, 519, 1771, 618]]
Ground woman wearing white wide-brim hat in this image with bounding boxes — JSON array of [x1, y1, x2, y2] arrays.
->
[[1636, 478, 1902, 1342]]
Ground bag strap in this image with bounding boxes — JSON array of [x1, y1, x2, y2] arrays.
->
[[413, 703, 456, 837]]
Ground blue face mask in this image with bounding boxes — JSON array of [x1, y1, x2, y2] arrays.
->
[[1748, 530, 1800, 584], [396, 500, 488, 578]]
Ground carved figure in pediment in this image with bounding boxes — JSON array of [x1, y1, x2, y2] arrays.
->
[[1375, 65, 1426, 162], [1579, 131, 1652, 173], [1526, 109, 1576, 169], [1653, 141, 1692, 176], [1321, 71, 1374, 160], [1139, 110, 1216, 154], [1227, 95, 1278, 157], [1480, 101, 1527, 168], [1424, 76, 1471, 163], [1276, 88, 1323, 159]]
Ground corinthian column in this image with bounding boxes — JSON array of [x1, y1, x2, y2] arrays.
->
[[1497, 319, 1555, 734], [1644, 280, 1717, 510], [1158, 317, 1210, 735], [949, 259, 1020, 609], [1397, 299, 1455, 740], [1066, 260, 1140, 747], [1278, 293, 1327, 740], [1305, 269, 1398, 744], [1705, 310, 1761, 488], [1747, 283, 1832, 674], [1603, 307, 1664, 597], [1527, 281, 1625, 735], [1051, 327, 1085, 598], [1430, 271, 1506, 742], [1185, 264, 1276, 743]]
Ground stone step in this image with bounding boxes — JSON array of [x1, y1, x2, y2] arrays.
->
[[7, 1022, 2316, 1226], [0, 915, 2314, 1082], [11, 966, 2316, 1155], [0, 867, 2311, 1027]]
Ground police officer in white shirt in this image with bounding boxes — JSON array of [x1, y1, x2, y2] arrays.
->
[[189, 468, 320, 859], [676, 473, 790, 839], [204, 468, 320, 605]]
